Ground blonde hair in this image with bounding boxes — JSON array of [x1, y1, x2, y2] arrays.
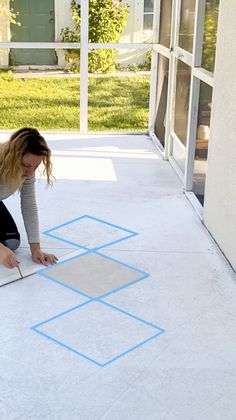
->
[[0, 127, 53, 191]]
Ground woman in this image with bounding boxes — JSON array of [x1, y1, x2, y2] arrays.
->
[[0, 127, 58, 269]]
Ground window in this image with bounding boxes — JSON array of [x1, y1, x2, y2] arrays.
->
[[143, 0, 154, 31], [202, 0, 220, 73], [159, 0, 173, 48], [178, 0, 196, 53]]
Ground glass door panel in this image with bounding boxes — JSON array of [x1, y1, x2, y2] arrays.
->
[[202, 0, 220, 73], [171, 60, 191, 173], [154, 55, 169, 146], [174, 60, 191, 145], [193, 81, 213, 204], [178, 0, 196, 53], [159, 0, 173, 48]]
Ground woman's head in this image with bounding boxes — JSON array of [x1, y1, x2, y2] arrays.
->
[[0, 127, 53, 190]]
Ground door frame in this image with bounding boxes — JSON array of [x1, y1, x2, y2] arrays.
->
[[9, 0, 56, 66], [149, 0, 216, 211]]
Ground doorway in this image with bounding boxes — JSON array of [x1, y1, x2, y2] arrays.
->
[[10, 0, 57, 65]]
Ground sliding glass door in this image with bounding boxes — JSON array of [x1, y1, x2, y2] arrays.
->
[[151, 0, 220, 206]]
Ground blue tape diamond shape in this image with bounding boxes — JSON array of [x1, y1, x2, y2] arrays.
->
[[43, 215, 138, 251], [31, 300, 165, 367]]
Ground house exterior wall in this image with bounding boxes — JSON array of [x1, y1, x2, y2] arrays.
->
[[55, 0, 72, 66], [203, 0, 236, 270], [0, 0, 10, 66], [0, 0, 148, 67], [118, 0, 151, 67]]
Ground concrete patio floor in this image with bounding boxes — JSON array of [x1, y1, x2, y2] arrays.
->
[[0, 133, 236, 420]]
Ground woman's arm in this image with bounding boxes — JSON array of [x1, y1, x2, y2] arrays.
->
[[20, 174, 40, 244], [21, 175, 57, 266], [30, 242, 58, 265]]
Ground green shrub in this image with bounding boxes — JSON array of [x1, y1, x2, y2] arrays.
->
[[0, 0, 20, 25], [143, 49, 152, 70], [61, 0, 129, 73], [0, 69, 14, 81], [202, 2, 219, 72]]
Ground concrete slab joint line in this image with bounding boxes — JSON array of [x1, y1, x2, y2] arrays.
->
[[31, 215, 166, 366]]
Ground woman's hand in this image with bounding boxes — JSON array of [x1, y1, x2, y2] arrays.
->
[[0, 243, 18, 269], [30, 243, 58, 266]]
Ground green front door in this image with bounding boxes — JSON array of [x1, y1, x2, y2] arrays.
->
[[10, 0, 57, 65]]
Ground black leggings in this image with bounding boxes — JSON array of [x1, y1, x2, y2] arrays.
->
[[0, 202, 20, 251]]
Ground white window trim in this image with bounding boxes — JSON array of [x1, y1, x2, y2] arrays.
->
[[149, 0, 217, 208]]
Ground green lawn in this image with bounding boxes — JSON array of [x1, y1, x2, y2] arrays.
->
[[0, 71, 150, 131]]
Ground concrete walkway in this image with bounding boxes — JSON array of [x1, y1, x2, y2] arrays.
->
[[0, 134, 235, 420], [11, 69, 150, 79]]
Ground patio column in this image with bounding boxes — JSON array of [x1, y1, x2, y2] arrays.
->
[[203, 0, 236, 270]]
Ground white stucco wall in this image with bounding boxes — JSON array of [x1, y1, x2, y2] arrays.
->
[[118, 0, 151, 67], [203, 0, 236, 270], [55, 0, 73, 66]]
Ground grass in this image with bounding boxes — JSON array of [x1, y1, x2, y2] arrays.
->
[[0, 71, 150, 131]]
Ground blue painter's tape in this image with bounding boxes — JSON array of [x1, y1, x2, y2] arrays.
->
[[98, 275, 149, 299], [94, 250, 149, 276], [43, 233, 86, 250], [100, 300, 166, 332], [43, 215, 89, 234], [31, 300, 93, 330], [43, 214, 138, 251], [31, 327, 104, 367], [102, 331, 165, 367], [44, 214, 138, 236], [37, 249, 149, 299], [39, 271, 93, 299], [84, 215, 139, 235], [31, 215, 166, 366], [93, 233, 138, 252], [31, 299, 165, 367]]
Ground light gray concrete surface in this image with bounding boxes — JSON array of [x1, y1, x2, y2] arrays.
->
[[0, 134, 235, 420]]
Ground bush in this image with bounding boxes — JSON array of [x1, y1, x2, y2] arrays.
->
[[61, 0, 129, 73], [202, 1, 219, 72], [0, 69, 14, 81], [0, 0, 20, 25]]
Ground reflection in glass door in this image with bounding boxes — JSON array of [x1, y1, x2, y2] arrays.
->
[[153, 0, 172, 148], [159, 0, 172, 48], [171, 60, 191, 174], [154, 56, 169, 147], [193, 82, 213, 205], [178, 0, 196, 53]]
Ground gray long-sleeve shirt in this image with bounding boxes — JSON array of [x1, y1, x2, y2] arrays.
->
[[0, 174, 40, 243]]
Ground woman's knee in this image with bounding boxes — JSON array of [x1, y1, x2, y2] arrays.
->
[[3, 231, 21, 251], [4, 237, 21, 251]]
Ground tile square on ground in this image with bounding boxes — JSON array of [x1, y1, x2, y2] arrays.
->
[[38, 251, 149, 298], [32, 300, 165, 366]]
